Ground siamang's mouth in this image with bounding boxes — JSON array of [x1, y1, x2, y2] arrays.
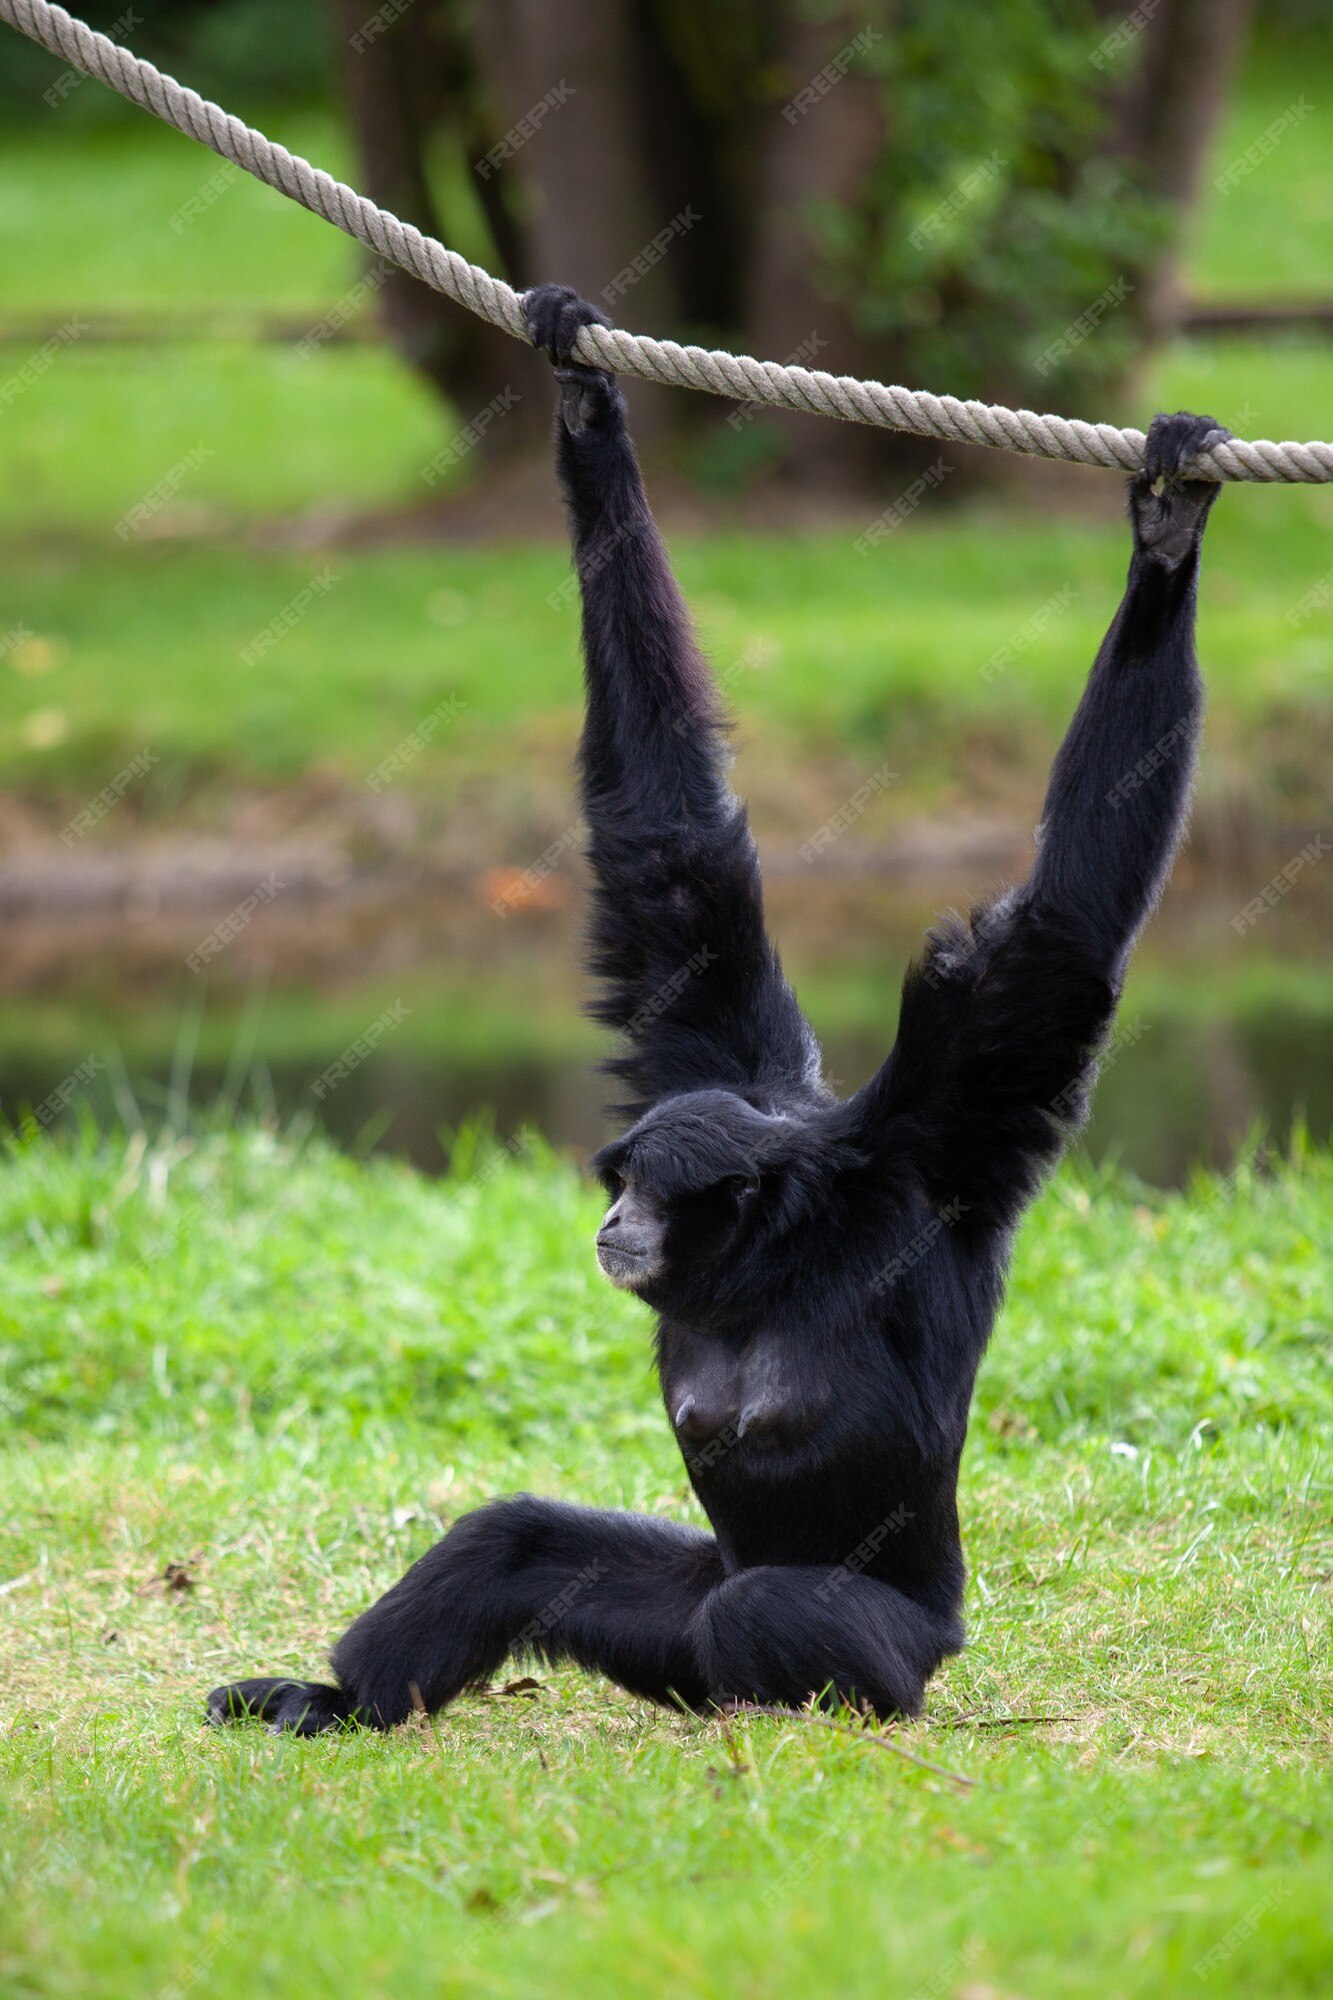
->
[[595, 1241, 652, 1287]]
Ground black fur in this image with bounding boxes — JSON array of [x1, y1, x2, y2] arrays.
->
[[207, 286, 1226, 1732]]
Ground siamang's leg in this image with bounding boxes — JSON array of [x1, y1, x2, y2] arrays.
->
[[1027, 411, 1230, 963], [695, 1566, 963, 1721], [521, 282, 817, 1113], [207, 1497, 723, 1733], [208, 1518, 955, 1733]]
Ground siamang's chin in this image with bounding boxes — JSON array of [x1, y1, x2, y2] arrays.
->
[[595, 1242, 657, 1290]]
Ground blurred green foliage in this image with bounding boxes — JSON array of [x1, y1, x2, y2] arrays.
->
[[0, 0, 327, 115], [2, 0, 1328, 416], [823, 0, 1162, 401]]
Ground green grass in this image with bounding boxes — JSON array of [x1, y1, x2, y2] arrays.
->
[[3, 488, 1332, 803], [0, 114, 444, 535], [1, 1127, 1329, 1997], [1188, 31, 1333, 302], [0, 116, 367, 313]]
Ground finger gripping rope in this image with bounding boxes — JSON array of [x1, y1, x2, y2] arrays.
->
[[5, 0, 1333, 484]]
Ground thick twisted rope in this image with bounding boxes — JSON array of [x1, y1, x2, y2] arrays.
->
[[4, 0, 1332, 484]]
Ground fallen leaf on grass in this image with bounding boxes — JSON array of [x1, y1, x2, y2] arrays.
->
[[139, 1562, 197, 1594], [475, 1676, 545, 1699]]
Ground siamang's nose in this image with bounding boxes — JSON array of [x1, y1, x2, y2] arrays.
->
[[673, 1395, 738, 1446], [597, 1197, 649, 1257]]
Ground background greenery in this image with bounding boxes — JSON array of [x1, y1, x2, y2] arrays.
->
[[2, 67, 1331, 796], [3, 56, 1329, 1178]]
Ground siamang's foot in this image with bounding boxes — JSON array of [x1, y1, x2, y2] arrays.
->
[[523, 282, 621, 435], [1129, 411, 1231, 564], [205, 1675, 363, 1736]]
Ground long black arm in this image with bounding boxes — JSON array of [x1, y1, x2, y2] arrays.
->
[[854, 413, 1228, 1225], [527, 285, 820, 1119]]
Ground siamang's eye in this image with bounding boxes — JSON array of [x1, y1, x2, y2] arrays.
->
[[602, 1170, 623, 1200], [729, 1174, 760, 1205]]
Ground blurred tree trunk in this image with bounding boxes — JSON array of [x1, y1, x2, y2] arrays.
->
[[469, 0, 679, 436], [333, 0, 544, 450], [743, 2, 893, 483], [1110, 0, 1257, 343]]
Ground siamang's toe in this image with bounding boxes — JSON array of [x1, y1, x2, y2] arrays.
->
[[523, 282, 612, 368], [205, 1675, 290, 1724], [206, 1675, 357, 1734], [1142, 411, 1230, 486]]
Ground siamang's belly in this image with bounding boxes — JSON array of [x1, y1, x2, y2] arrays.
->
[[658, 1325, 928, 1573]]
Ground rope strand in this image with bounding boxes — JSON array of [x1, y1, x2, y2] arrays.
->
[[4, 0, 1332, 483]]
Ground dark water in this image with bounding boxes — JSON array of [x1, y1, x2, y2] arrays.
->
[[2, 864, 1328, 1185], [6, 1004, 1317, 1187]]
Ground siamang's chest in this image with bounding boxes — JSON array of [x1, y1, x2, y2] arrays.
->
[[655, 1322, 840, 1469]]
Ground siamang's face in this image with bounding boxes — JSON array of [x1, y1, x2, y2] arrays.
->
[[594, 1168, 761, 1295], [594, 1176, 666, 1289], [592, 1089, 786, 1299]]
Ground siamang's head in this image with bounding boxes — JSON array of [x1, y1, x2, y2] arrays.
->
[[591, 1089, 850, 1306]]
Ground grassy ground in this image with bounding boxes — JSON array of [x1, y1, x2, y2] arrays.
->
[[1, 1127, 1329, 1997], [3, 481, 1332, 810], [1190, 31, 1333, 302]]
